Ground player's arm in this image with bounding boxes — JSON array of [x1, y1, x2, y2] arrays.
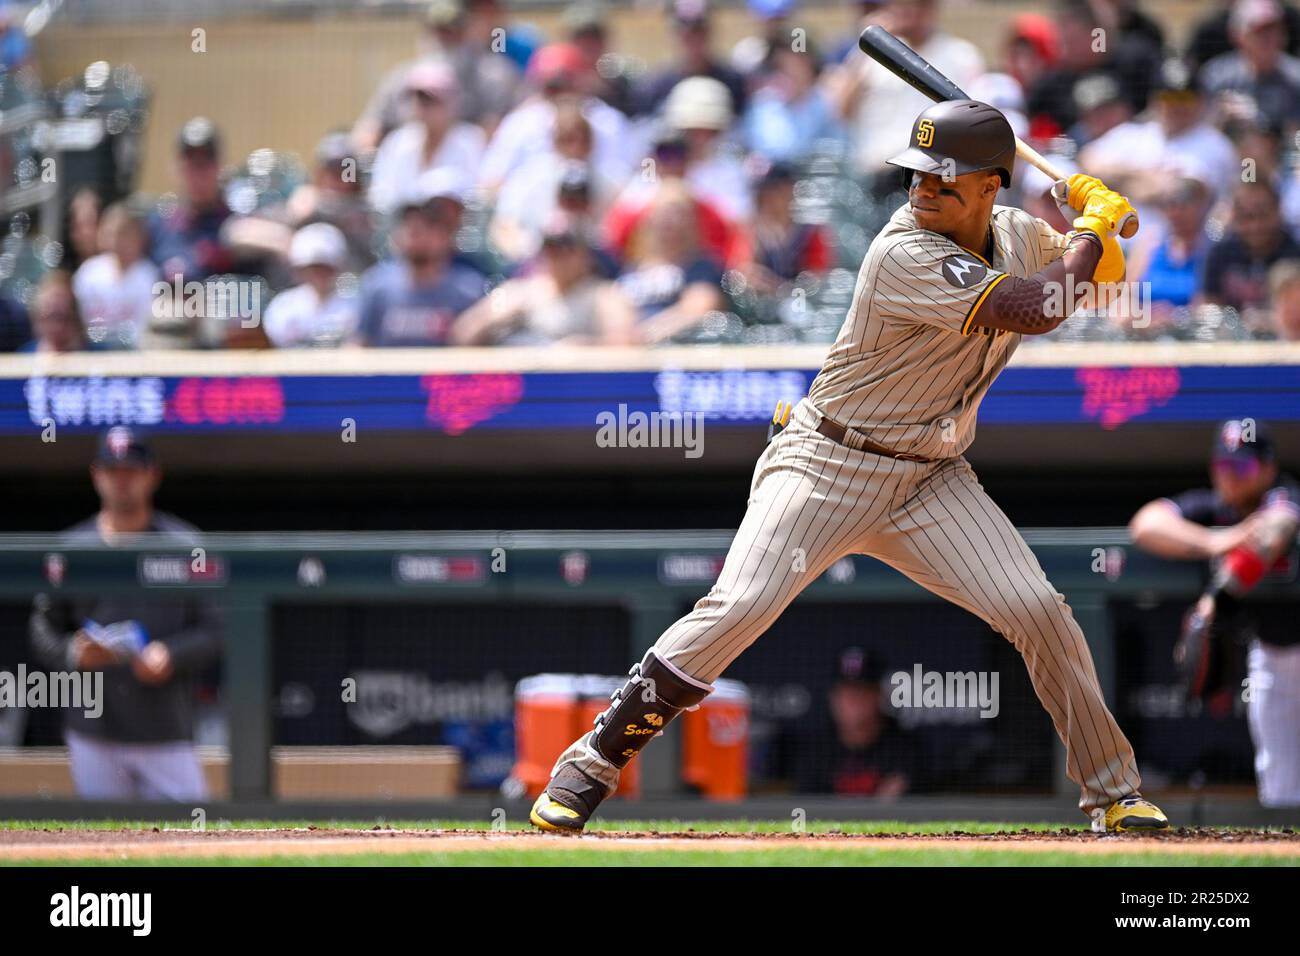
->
[[1129, 499, 1253, 560], [971, 184, 1134, 335], [967, 231, 1103, 334]]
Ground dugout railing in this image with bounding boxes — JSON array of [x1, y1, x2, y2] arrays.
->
[[2, 527, 1273, 807]]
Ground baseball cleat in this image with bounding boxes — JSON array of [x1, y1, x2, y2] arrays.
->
[[529, 764, 608, 834], [1091, 795, 1170, 833]]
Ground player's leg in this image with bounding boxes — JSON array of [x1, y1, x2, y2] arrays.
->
[[532, 405, 906, 831], [1245, 640, 1300, 808], [863, 456, 1161, 828], [65, 730, 137, 800], [129, 741, 210, 802]]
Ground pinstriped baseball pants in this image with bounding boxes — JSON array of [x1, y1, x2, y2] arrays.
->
[[555, 398, 1142, 813]]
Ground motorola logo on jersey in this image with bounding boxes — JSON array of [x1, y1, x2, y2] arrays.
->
[[940, 254, 987, 288]]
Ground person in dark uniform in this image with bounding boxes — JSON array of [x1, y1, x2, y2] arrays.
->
[[1130, 419, 1300, 807], [793, 647, 919, 796], [29, 428, 223, 801]]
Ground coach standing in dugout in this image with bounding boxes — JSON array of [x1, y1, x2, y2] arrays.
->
[[1130, 420, 1300, 808], [29, 427, 223, 801]]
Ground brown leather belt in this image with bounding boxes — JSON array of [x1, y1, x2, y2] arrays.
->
[[815, 416, 933, 463]]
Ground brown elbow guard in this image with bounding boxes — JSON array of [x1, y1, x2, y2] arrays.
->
[[975, 276, 1061, 333]]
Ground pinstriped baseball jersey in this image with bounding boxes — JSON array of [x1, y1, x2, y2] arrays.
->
[[807, 203, 1069, 460], [546, 199, 1146, 822]]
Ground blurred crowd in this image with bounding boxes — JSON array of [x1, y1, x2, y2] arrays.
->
[[6, 0, 1300, 350]]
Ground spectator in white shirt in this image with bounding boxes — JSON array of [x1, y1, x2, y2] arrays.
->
[[489, 100, 621, 262], [1079, 58, 1239, 203], [71, 202, 160, 350], [478, 43, 637, 195], [828, 0, 985, 184], [613, 77, 752, 227], [262, 223, 360, 348], [368, 61, 486, 217], [452, 213, 636, 346]]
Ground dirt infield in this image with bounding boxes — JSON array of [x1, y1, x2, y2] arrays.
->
[[2, 826, 1298, 861]]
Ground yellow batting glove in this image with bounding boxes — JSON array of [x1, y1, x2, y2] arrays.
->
[[1092, 235, 1126, 284], [1072, 188, 1137, 242], [1066, 173, 1107, 210]]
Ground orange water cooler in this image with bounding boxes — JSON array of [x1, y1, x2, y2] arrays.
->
[[511, 674, 640, 799], [681, 678, 750, 800]]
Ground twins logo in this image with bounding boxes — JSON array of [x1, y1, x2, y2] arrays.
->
[[940, 254, 987, 289]]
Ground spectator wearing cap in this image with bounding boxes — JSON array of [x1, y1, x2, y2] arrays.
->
[[19, 271, 89, 354], [739, 163, 833, 296], [262, 223, 360, 348], [660, 76, 751, 222], [742, 40, 845, 164], [1198, 179, 1300, 325], [29, 428, 223, 802], [632, 0, 748, 119], [1067, 74, 1132, 150], [1079, 58, 1239, 204], [1266, 258, 1300, 338], [1024, 0, 1154, 141], [452, 213, 635, 346], [228, 132, 377, 277], [290, 132, 376, 270], [1188, 0, 1300, 75], [489, 100, 620, 263], [615, 182, 726, 344], [368, 61, 486, 218], [829, 0, 985, 183], [1201, 0, 1300, 133], [352, 0, 522, 151], [478, 42, 635, 195], [149, 117, 235, 286], [357, 169, 484, 347], [789, 647, 918, 796], [1004, 15, 1058, 129], [71, 202, 159, 351]]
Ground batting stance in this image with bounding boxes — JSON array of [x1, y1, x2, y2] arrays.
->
[[1130, 421, 1300, 808], [532, 100, 1169, 834]]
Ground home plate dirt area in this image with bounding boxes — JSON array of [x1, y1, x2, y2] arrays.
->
[[2, 826, 1299, 861]]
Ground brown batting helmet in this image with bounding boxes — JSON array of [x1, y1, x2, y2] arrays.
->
[[887, 99, 1016, 188]]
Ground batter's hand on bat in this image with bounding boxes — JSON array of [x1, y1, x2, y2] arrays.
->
[[1072, 189, 1137, 242]]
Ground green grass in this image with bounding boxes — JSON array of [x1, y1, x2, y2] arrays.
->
[[4, 849, 1296, 867], [4, 819, 1297, 866], [1, 818, 1083, 834]]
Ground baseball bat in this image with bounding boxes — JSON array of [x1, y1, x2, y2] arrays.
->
[[857, 24, 1138, 238]]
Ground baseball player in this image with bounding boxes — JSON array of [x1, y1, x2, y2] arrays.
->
[[29, 427, 223, 801], [531, 99, 1169, 834], [1130, 420, 1300, 807]]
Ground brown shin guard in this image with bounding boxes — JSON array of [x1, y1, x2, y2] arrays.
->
[[590, 649, 713, 768]]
